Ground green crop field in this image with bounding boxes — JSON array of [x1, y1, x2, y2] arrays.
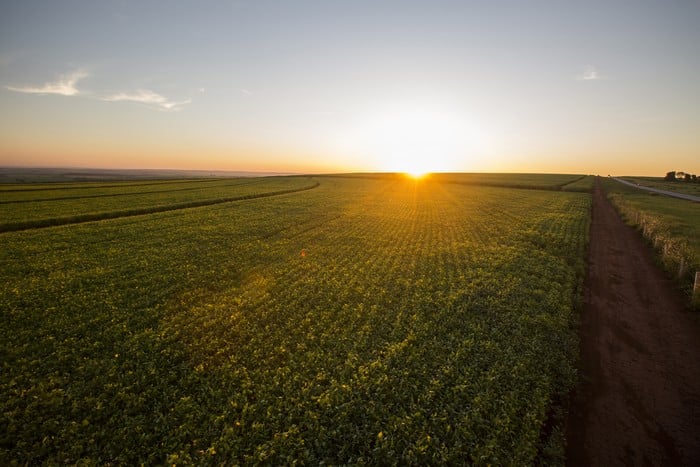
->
[[318, 172, 588, 191], [0, 177, 318, 232], [1, 175, 591, 464], [561, 176, 595, 193], [603, 177, 700, 301]]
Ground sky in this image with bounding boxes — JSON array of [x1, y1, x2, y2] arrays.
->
[[0, 0, 698, 176]]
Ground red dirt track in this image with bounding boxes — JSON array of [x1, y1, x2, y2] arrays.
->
[[566, 180, 700, 465]]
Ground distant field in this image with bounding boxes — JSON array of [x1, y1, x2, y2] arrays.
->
[[431, 172, 588, 190], [0, 167, 290, 183], [621, 176, 700, 197], [603, 177, 700, 299], [321, 172, 591, 191], [0, 174, 590, 464], [0, 177, 317, 232], [561, 175, 595, 193]]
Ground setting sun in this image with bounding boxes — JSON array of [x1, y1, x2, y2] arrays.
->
[[405, 169, 429, 179], [349, 106, 479, 175]]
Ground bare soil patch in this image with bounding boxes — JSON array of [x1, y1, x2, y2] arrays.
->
[[566, 179, 700, 465]]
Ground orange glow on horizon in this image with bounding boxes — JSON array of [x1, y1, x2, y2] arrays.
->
[[405, 170, 429, 179]]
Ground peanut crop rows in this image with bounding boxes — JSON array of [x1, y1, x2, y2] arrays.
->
[[0, 176, 590, 464]]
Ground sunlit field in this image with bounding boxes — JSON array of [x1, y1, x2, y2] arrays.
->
[[2, 1, 697, 464], [1, 174, 590, 464]]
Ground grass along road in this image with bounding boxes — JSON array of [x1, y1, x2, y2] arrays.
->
[[612, 177, 700, 202]]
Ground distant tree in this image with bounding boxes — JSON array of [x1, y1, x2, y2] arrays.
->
[[685, 173, 692, 182], [692, 174, 698, 183], [664, 171, 676, 181]]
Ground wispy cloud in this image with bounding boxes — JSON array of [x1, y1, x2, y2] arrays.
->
[[6, 70, 88, 96], [577, 65, 602, 81], [6, 69, 191, 111], [102, 89, 191, 111]]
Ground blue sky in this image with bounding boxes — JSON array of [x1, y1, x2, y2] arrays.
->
[[1, 1, 698, 175]]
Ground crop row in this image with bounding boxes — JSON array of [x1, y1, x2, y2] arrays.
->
[[0, 177, 590, 464]]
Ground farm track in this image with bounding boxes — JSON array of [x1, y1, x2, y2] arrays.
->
[[566, 179, 700, 465]]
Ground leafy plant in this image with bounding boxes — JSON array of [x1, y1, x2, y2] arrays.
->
[[1, 176, 590, 464]]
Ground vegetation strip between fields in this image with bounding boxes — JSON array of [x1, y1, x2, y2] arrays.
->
[[0, 182, 320, 233]]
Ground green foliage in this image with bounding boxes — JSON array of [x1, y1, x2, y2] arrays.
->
[[1, 177, 590, 464], [0, 177, 318, 232]]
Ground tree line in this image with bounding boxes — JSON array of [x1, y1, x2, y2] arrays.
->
[[664, 171, 699, 183]]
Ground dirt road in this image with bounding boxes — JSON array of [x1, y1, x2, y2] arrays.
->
[[566, 180, 700, 466]]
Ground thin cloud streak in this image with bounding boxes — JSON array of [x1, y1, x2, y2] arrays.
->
[[577, 65, 602, 81], [6, 70, 88, 96], [6, 68, 191, 111], [102, 89, 191, 111]]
